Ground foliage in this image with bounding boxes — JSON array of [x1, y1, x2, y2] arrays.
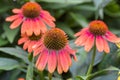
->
[[0, 0, 120, 80]]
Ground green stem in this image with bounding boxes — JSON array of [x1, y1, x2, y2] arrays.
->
[[39, 71, 44, 80], [48, 73, 52, 80], [86, 45, 96, 75]]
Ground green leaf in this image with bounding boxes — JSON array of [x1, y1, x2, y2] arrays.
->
[[0, 36, 8, 46], [3, 23, 19, 43], [37, 0, 92, 4], [26, 58, 34, 80], [0, 58, 20, 70], [87, 66, 119, 80], [0, 47, 29, 64], [70, 12, 88, 28]]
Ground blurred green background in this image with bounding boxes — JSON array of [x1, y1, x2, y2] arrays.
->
[[0, 0, 120, 80]]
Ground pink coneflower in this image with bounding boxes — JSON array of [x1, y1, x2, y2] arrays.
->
[[6, 2, 55, 36], [75, 20, 120, 53], [18, 33, 42, 53], [33, 28, 77, 74]]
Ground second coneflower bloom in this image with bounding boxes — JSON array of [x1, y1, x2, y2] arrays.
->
[[18, 33, 42, 53], [6, 2, 55, 36], [75, 20, 120, 53], [33, 28, 77, 74]]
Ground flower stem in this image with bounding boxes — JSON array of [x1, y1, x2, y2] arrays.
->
[[86, 45, 96, 75], [48, 73, 52, 80], [39, 71, 44, 80]]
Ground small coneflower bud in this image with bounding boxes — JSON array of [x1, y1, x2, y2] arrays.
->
[[44, 28, 68, 50], [22, 2, 41, 18], [89, 20, 108, 35]]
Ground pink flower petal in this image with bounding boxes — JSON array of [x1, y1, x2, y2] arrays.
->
[[10, 17, 23, 29], [64, 52, 72, 66], [57, 53, 63, 74], [36, 49, 49, 71], [18, 37, 28, 45], [21, 20, 28, 34], [38, 20, 47, 33], [59, 50, 69, 72], [48, 50, 57, 73], [23, 40, 30, 50], [84, 34, 94, 52], [34, 19, 41, 35], [12, 8, 22, 13], [75, 31, 90, 46], [41, 10, 55, 21], [96, 36, 104, 52], [105, 31, 120, 43], [74, 28, 88, 37], [103, 39, 110, 53], [41, 15, 55, 27], [26, 19, 33, 36], [6, 15, 20, 22]]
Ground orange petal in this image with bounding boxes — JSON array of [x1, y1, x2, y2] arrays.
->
[[96, 36, 104, 52], [57, 53, 63, 74], [84, 34, 94, 52], [103, 39, 110, 53], [10, 18, 23, 29], [41, 10, 55, 21], [42, 15, 55, 27], [64, 52, 72, 66], [105, 31, 120, 43], [26, 19, 33, 36], [74, 28, 88, 37], [21, 20, 28, 34], [18, 37, 28, 45], [12, 8, 22, 13], [23, 40, 30, 50], [36, 50, 49, 71], [6, 15, 20, 22], [48, 50, 57, 73], [60, 50, 69, 72], [38, 20, 47, 33], [34, 19, 41, 36]]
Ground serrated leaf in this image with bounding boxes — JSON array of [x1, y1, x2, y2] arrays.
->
[[0, 58, 20, 70], [3, 23, 19, 43], [0, 47, 29, 64]]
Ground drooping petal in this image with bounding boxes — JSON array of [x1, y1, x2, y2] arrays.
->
[[23, 40, 30, 50], [64, 52, 72, 66], [48, 50, 57, 73], [38, 19, 47, 33], [103, 39, 110, 53], [105, 31, 120, 43], [6, 15, 20, 22], [75, 31, 91, 46], [59, 50, 69, 72], [10, 17, 23, 29], [57, 53, 63, 74], [26, 19, 33, 36], [74, 28, 88, 37], [12, 8, 22, 13], [96, 36, 104, 52], [41, 15, 55, 27], [84, 34, 94, 52], [21, 20, 28, 34], [18, 37, 28, 44], [41, 10, 55, 21], [34, 19, 41, 35], [36, 49, 49, 71]]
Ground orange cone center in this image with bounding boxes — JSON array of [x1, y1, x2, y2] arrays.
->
[[89, 20, 108, 35], [44, 28, 68, 50], [22, 2, 41, 18]]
